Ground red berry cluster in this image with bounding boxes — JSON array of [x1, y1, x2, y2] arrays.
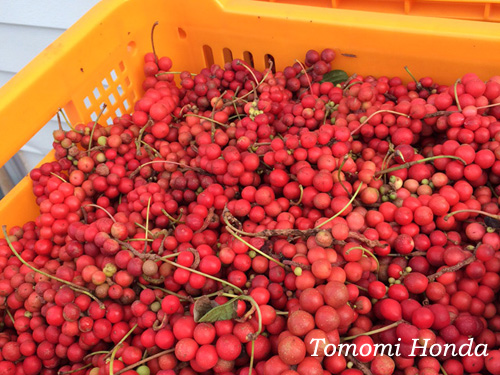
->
[[0, 43, 500, 375]]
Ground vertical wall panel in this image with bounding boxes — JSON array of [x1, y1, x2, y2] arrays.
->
[[0, 1, 100, 196]]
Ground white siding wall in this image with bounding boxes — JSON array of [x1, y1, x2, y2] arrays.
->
[[0, 0, 100, 190]]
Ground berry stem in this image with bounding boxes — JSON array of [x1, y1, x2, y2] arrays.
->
[[427, 254, 476, 282], [57, 363, 92, 374], [476, 102, 500, 110], [83, 204, 116, 222], [134, 221, 152, 238], [404, 66, 423, 91], [158, 252, 180, 260], [2, 226, 105, 309], [5, 307, 14, 324], [222, 209, 256, 237], [394, 149, 406, 163], [56, 112, 63, 131], [87, 104, 107, 156], [150, 21, 159, 65], [138, 283, 193, 302], [238, 61, 260, 86], [155, 71, 196, 77], [295, 59, 313, 94], [142, 274, 165, 285], [248, 340, 256, 375], [120, 240, 161, 261], [422, 110, 456, 119], [58, 108, 77, 131], [487, 181, 500, 199], [161, 208, 185, 225], [143, 196, 152, 253], [385, 251, 427, 257], [252, 142, 272, 147], [315, 182, 363, 229], [194, 207, 216, 234], [140, 140, 161, 158], [49, 172, 68, 183], [377, 150, 394, 183], [114, 348, 175, 375], [108, 323, 138, 370], [184, 114, 229, 128], [375, 155, 466, 176], [224, 61, 274, 107], [130, 160, 204, 178], [444, 209, 500, 222], [346, 246, 380, 275], [231, 86, 243, 121], [342, 80, 362, 92], [350, 110, 409, 136], [347, 353, 373, 375], [454, 79, 462, 111], [162, 258, 244, 294], [347, 231, 386, 248], [83, 350, 109, 361], [342, 73, 358, 90], [345, 281, 369, 292], [225, 226, 285, 268], [275, 310, 289, 315], [224, 293, 262, 375], [341, 320, 404, 342], [135, 120, 154, 156], [193, 290, 223, 300], [223, 208, 386, 249], [290, 184, 304, 206], [224, 293, 263, 335], [283, 260, 311, 270], [128, 238, 154, 242], [338, 154, 352, 198]]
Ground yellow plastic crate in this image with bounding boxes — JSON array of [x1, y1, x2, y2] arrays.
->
[[256, 0, 500, 22], [1, 0, 500, 228]]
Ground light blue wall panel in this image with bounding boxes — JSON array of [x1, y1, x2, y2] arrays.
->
[[0, 0, 100, 195]]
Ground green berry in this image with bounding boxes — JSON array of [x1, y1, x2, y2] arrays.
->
[[150, 301, 161, 312], [97, 136, 107, 146]]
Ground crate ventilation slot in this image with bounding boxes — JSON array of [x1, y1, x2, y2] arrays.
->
[[77, 64, 133, 123], [178, 28, 187, 39], [265, 54, 276, 73], [223, 48, 234, 64], [243, 51, 255, 67]]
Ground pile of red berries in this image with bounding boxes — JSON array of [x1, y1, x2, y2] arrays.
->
[[0, 43, 499, 375]]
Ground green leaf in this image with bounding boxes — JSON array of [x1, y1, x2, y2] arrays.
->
[[193, 296, 214, 322], [321, 70, 349, 85], [194, 296, 238, 323]]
